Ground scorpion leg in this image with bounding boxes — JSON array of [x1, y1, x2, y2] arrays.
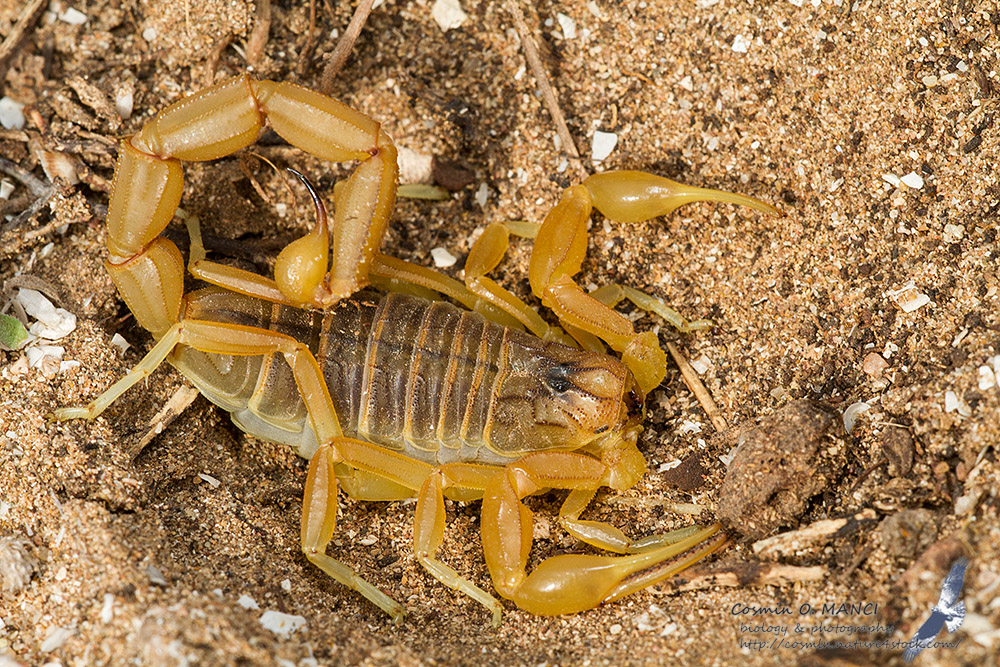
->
[[526, 171, 779, 394], [480, 449, 726, 616], [557, 488, 709, 554], [413, 465, 505, 627]]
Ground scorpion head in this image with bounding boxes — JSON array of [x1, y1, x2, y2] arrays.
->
[[487, 342, 645, 458]]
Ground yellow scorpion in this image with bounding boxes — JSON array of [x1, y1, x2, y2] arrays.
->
[[57, 74, 778, 625]]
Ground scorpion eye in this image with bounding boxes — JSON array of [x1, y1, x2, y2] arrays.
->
[[545, 364, 574, 394]]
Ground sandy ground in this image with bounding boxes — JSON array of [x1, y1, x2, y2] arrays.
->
[[1, 0, 998, 665]]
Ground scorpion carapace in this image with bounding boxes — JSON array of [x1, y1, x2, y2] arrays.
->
[[56, 73, 779, 625]]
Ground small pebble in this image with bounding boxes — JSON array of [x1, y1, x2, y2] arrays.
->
[[111, 333, 130, 353], [146, 564, 168, 586], [0, 97, 25, 130], [900, 171, 924, 189], [58, 7, 87, 25], [609, 623, 622, 635], [431, 0, 468, 31], [100, 593, 114, 623], [943, 223, 964, 243], [40, 626, 75, 652], [732, 34, 752, 53], [862, 352, 889, 379]]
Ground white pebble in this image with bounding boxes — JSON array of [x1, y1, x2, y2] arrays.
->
[[280, 578, 292, 591], [0, 179, 14, 200], [260, 610, 307, 638], [0, 97, 25, 130], [609, 623, 622, 635], [58, 7, 87, 25], [881, 173, 901, 187], [689, 354, 711, 375], [474, 182, 489, 208], [359, 535, 378, 546], [732, 34, 752, 53], [922, 74, 938, 87], [115, 86, 134, 120], [237, 594, 260, 610], [556, 13, 577, 39], [677, 75, 694, 91], [430, 247, 457, 268], [142, 26, 157, 42], [431, 0, 468, 31], [591, 131, 618, 162], [900, 171, 924, 189]]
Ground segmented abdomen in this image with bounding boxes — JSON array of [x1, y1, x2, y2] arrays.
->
[[172, 289, 526, 464]]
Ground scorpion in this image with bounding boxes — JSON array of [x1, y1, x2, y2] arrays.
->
[[55, 74, 779, 625]]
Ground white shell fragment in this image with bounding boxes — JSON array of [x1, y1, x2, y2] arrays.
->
[[40, 626, 75, 652], [237, 594, 260, 610], [396, 146, 433, 185], [431, 0, 468, 31], [111, 333, 130, 353], [556, 13, 577, 39], [26, 345, 64, 369], [197, 473, 221, 488], [978, 365, 997, 390], [430, 247, 457, 268], [888, 283, 930, 313], [0, 97, 25, 130], [260, 610, 307, 638], [100, 593, 114, 623], [0, 180, 14, 200], [591, 131, 618, 162], [900, 171, 924, 189], [842, 401, 871, 434], [944, 390, 971, 417], [16, 289, 77, 340]]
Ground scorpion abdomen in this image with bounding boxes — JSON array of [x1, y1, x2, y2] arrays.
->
[[172, 289, 607, 465]]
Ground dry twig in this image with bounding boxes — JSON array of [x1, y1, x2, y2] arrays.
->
[[0, 0, 47, 83], [666, 341, 728, 432], [246, 0, 272, 66], [320, 0, 376, 95], [507, 1, 586, 179]]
